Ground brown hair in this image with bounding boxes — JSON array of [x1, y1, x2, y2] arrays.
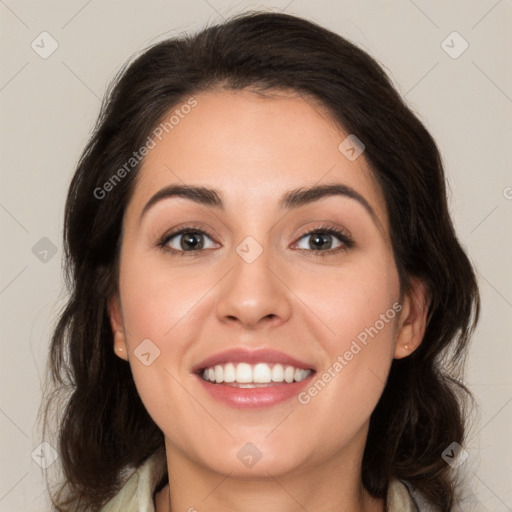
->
[[40, 10, 480, 511]]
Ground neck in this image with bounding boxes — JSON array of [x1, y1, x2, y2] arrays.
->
[[155, 428, 385, 512]]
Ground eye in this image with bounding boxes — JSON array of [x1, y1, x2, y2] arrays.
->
[[157, 223, 354, 257], [157, 225, 218, 256], [293, 224, 354, 257]]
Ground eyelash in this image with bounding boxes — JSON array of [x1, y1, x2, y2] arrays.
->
[[157, 223, 355, 258]]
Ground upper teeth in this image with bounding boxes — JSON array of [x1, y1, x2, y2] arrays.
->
[[202, 363, 312, 384]]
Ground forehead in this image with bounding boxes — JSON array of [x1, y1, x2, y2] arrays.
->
[[127, 88, 388, 230]]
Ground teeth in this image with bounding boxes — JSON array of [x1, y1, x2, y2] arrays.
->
[[223, 363, 236, 383], [271, 364, 284, 382], [253, 363, 271, 383], [284, 365, 295, 383], [236, 362, 253, 383], [201, 362, 312, 385]]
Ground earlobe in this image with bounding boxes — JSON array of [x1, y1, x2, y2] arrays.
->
[[394, 277, 430, 359], [113, 333, 128, 361], [108, 295, 128, 361]]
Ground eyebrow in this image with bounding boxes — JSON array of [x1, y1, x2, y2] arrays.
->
[[140, 182, 378, 224]]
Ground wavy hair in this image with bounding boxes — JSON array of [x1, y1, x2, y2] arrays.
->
[[40, 10, 480, 511]]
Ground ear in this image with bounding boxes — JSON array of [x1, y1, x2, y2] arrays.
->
[[108, 294, 128, 361], [394, 277, 430, 359]]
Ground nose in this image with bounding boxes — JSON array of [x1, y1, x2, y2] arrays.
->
[[215, 242, 292, 330]]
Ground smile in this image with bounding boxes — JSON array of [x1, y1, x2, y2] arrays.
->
[[200, 362, 313, 386]]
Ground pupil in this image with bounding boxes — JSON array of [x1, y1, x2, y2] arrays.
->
[[311, 233, 331, 250], [182, 233, 203, 250]]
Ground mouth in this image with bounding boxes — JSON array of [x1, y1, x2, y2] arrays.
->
[[196, 362, 315, 387], [191, 347, 317, 408]]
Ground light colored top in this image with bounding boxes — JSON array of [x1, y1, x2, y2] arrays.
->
[[99, 450, 438, 512]]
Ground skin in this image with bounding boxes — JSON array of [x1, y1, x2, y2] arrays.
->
[[108, 88, 429, 512]]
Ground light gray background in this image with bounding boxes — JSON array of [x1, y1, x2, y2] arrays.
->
[[1, 1, 511, 511]]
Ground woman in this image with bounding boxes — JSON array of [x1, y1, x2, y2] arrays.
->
[[41, 11, 480, 512]]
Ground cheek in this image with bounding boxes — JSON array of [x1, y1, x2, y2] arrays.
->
[[295, 253, 400, 429], [115, 254, 204, 407], [118, 252, 205, 342], [298, 248, 400, 350]]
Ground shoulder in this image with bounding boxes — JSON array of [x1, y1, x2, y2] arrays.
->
[[387, 478, 442, 512], [99, 449, 167, 512], [390, 461, 486, 512]]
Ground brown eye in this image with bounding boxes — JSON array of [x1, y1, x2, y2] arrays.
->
[[293, 224, 354, 257], [158, 226, 218, 256]]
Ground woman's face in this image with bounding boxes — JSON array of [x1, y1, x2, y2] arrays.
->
[[109, 88, 418, 477]]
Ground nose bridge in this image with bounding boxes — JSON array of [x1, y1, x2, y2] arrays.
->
[[215, 232, 292, 328]]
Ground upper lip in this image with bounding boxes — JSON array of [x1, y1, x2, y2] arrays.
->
[[191, 347, 316, 374]]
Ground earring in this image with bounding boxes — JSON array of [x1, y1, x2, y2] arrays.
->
[[404, 344, 409, 350]]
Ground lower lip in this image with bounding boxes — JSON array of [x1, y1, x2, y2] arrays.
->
[[194, 373, 315, 409]]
